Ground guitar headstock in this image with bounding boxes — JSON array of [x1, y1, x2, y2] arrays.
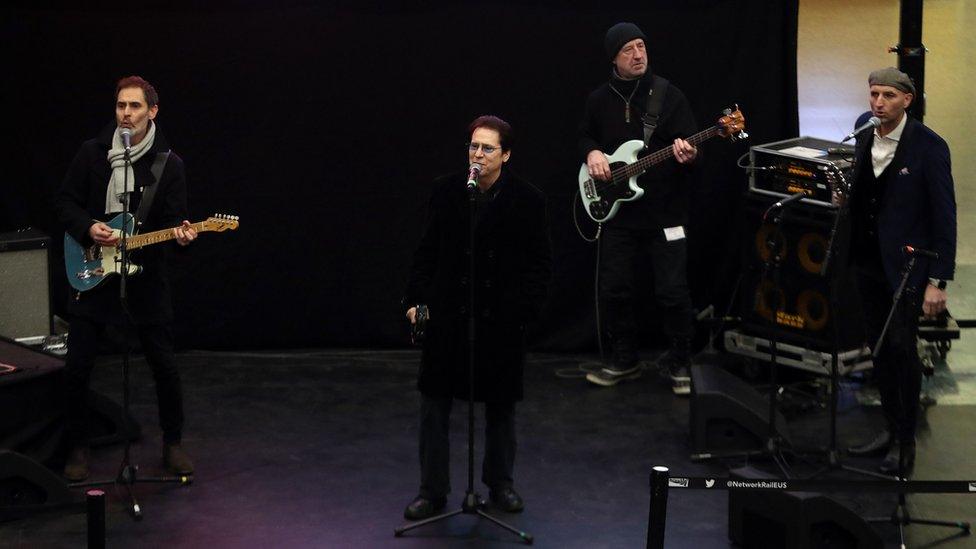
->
[[201, 214, 240, 232], [717, 105, 748, 142]]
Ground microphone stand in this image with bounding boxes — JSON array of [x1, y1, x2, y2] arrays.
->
[[864, 255, 970, 546], [71, 142, 191, 521], [395, 178, 533, 544], [692, 198, 801, 477]]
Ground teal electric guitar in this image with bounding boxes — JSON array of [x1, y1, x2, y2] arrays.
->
[[64, 213, 239, 292]]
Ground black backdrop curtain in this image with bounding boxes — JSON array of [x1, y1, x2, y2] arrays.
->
[[4, 1, 798, 350]]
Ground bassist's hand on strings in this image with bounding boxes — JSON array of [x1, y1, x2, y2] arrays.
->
[[174, 220, 197, 246], [673, 138, 697, 164], [88, 222, 119, 246], [586, 149, 612, 181]]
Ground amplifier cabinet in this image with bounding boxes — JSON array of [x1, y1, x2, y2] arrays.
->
[[749, 136, 853, 207], [0, 229, 53, 339]]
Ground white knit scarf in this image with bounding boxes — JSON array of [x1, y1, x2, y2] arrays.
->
[[105, 122, 156, 214]]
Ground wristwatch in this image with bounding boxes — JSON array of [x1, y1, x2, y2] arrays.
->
[[928, 278, 947, 290]]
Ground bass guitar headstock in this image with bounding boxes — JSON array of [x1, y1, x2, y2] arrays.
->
[[717, 105, 748, 142], [200, 214, 240, 232]]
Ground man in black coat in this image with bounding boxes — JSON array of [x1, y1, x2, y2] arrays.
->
[[845, 67, 956, 474], [402, 115, 551, 520], [55, 76, 196, 481], [578, 22, 700, 394]]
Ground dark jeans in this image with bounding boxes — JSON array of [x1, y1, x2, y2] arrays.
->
[[599, 225, 694, 357], [63, 317, 184, 446], [418, 394, 515, 499], [854, 264, 924, 441]]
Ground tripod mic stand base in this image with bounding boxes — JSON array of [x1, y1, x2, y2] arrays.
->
[[394, 491, 534, 544], [70, 463, 192, 520]]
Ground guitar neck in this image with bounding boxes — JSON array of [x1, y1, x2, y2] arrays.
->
[[619, 125, 721, 179], [123, 221, 208, 251]]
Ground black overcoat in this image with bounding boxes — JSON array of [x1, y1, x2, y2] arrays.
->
[[55, 122, 188, 325], [404, 170, 551, 402]]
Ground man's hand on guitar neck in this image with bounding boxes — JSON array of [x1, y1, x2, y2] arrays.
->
[[672, 138, 697, 164], [88, 222, 119, 246], [173, 220, 197, 246]]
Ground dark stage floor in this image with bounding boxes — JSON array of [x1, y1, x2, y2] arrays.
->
[[2, 349, 974, 548]]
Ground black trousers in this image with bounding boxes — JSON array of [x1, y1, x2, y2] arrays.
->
[[418, 394, 515, 499], [599, 225, 694, 354], [854, 264, 924, 441], [63, 317, 184, 445]]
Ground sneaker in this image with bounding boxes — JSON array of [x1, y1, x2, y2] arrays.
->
[[63, 446, 90, 482], [163, 443, 195, 475], [586, 365, 641, 387], [669, 365, 691, 395]]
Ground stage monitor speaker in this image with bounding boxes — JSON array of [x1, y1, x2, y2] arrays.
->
[[738, 193, 864, 351], [728, 466, 883, 549], [690, 364, 790, 454], [0, 229, 53, 340], [0, 450, 76, 522]]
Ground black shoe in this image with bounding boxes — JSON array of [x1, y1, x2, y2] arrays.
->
[[658, 343, 692, 396], [669, 365, 691, 396], [847, 429, 892, 457], [63, 446, 90, 482], [163, 443, 195, 475], [880, 440, 916, 475], [586, 365, 641, 387], [489, 487, 524, 513], [403, 495, 447, 520]]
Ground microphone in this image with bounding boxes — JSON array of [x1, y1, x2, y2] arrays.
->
[[466, 164, 482, 189], [903, 245, 939, 260], [120, 127, 133, 151], [841, 116, 881, 143]]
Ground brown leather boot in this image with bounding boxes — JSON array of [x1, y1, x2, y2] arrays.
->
[[63, 446, 90, 482], [163, 443, 194, 475]]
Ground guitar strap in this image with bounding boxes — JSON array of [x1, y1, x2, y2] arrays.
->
[[134, 150, 170, 232], [642, 75, 669, 147]]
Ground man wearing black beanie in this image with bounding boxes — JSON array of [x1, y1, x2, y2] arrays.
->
[[579, 22, 699, 395]]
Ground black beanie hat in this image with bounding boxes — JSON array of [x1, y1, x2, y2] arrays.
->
[[605, 22, 646, 60]]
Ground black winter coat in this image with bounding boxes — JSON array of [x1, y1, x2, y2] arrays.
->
[[55, 122, 188, 325], [404, 170, 551, 402]]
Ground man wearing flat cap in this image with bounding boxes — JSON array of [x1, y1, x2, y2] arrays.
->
[[578, 22, 699, 394], [846, 67, 956, 474]]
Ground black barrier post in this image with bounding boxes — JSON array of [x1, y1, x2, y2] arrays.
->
[[86, 489, 105, 549], [647, 466, 669, 549]]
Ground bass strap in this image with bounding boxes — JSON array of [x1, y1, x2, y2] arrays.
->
[[642, 75, 669, 147]]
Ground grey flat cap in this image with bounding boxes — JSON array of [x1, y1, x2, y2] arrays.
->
[[869, 67, 916, 94]]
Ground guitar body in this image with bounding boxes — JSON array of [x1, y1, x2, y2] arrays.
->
[[578, 139, 646, 223], [64, 213, 139, 292]]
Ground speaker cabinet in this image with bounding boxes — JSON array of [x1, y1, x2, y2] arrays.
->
[[739, 194, 864, 350], [0, 229, 52, 340], [728, 466, 883, 549], [0, 450, 75, 521], [689, 364, 790, 455]]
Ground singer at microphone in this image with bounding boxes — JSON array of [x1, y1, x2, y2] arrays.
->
[[843, 67, 957, 474]]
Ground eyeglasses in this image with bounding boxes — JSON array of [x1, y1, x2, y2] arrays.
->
[[467, 142, 501, 155]]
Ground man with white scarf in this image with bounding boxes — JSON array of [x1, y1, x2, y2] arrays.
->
[[55, 76, 196, 481]]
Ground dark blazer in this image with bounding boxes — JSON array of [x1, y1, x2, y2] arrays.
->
[[55, 122, 188, 324], [851, 111, 956, 290], [404, 170, 551, 402]]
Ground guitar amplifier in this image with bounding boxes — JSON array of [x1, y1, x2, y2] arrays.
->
[[749, 137, 854, 208], [0, 229, 53, 340]]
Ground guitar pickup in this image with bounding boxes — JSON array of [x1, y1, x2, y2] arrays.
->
[[583, 179, 599, 200]]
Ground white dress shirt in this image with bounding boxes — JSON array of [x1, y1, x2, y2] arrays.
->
[[871, 113, 907, 178]]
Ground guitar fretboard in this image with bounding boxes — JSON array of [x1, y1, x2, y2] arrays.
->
[[123, 221, 210, 251], [611, 125, 721, 181]]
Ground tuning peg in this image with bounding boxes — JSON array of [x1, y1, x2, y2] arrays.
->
[[723, 108, 732, 116]]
